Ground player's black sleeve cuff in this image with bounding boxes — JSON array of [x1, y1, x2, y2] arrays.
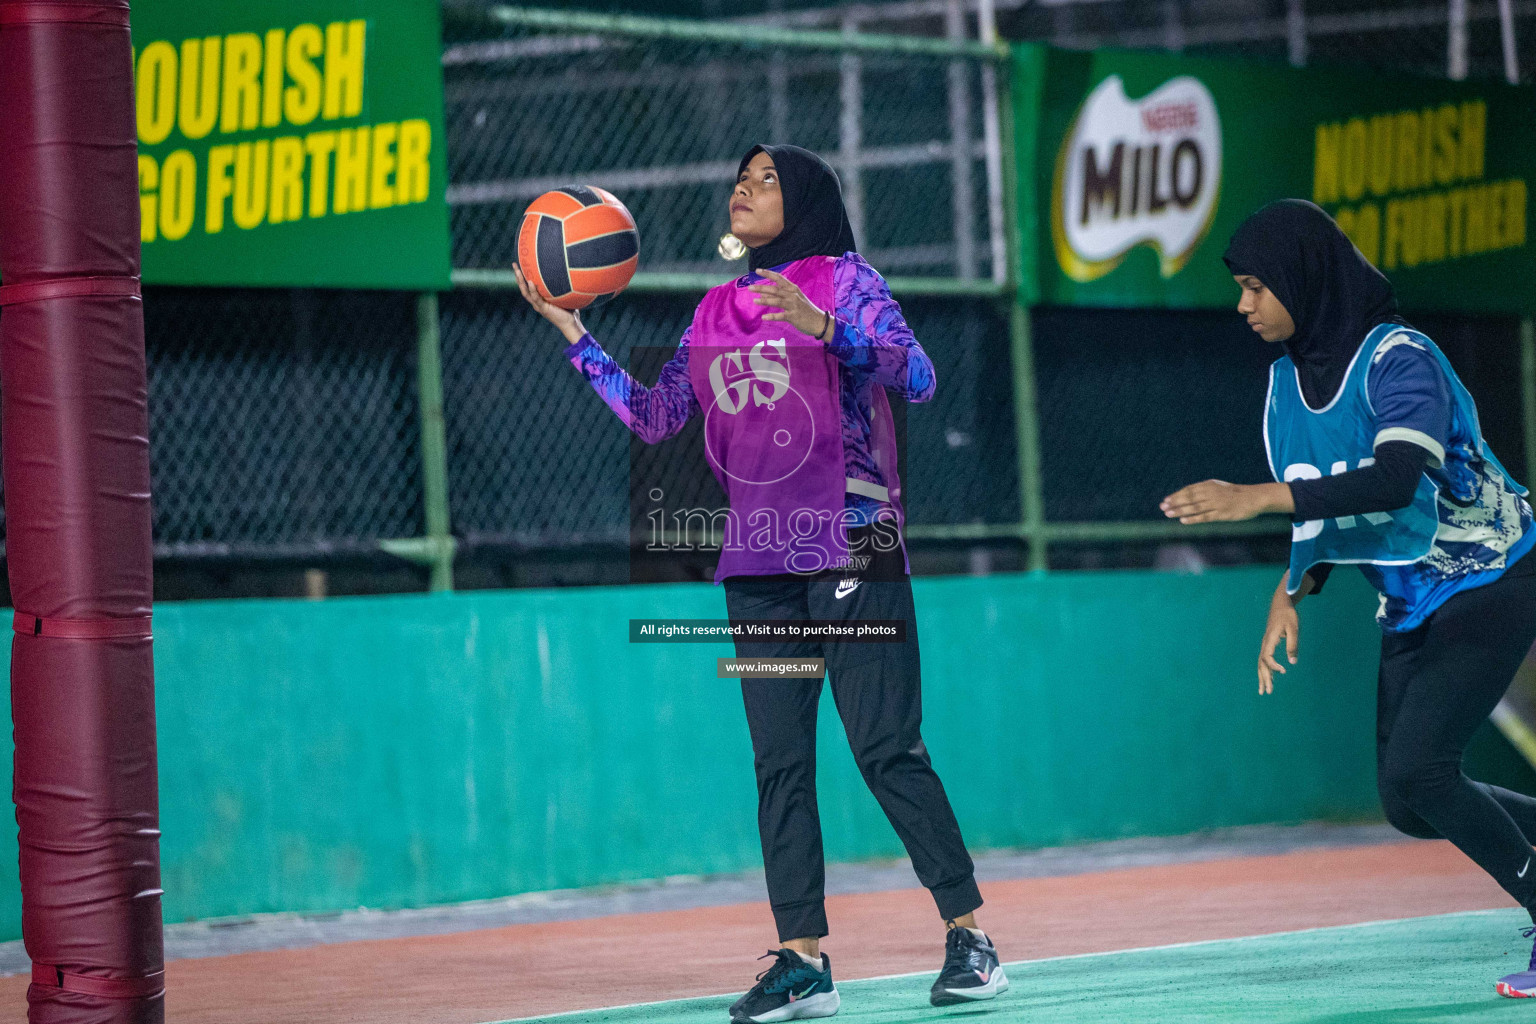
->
[[1288, 441, 1429, 522], [1301, 562, 1334, 595]]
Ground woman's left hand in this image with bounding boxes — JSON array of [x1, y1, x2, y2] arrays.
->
[[750, 269, 831, 341], [1160, 481, 1293, 524]]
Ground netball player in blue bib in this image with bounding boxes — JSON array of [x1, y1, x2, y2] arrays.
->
[[1161, 199, 1536, 998]]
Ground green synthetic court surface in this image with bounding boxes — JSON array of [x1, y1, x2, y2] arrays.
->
[[503, 910, 1536, 1024]]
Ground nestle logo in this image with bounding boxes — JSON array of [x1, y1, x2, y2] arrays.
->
[[1141, 102, 1198, 133]]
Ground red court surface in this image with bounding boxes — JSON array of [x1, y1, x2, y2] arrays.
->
[[0, 839, 1511, 1024]]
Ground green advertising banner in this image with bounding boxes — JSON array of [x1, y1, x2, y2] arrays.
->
[[131, 0, 452, 290], [1021, 47, 1536, 314]]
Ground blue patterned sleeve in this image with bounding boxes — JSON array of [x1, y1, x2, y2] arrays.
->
[[1366, 338, 1452, 468], [564, 326, 700, 444], [826, 253, 937, 402]]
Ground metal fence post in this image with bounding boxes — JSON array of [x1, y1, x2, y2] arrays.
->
[[1523, 317, 1536, 483], [996, 45, 1047, 571], [979, 0, 1008, 286], [417, 291, 455, 591], [1286, 0, 1307, 67], [839, 14, 867, 247], [945, 0, 977, 279], [1010, 303, 1046, 570], [1449, 0, 1469, 80], [1499, 0, 1519, 83]]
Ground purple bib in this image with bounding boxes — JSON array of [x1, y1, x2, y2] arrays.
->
[[689, 256, 853, 581]]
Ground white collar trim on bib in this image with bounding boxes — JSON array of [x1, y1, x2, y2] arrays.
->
[[1292, 329, 1377, 415]]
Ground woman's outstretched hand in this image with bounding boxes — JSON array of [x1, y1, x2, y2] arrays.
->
[[1160, 480, 1294, 524], [513, 263, 587, 345], [1258, 573, 1301, 695], [750, 268, 832, 341]]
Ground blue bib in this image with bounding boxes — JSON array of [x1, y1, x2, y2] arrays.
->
[[1264, 324, 1523, 595]]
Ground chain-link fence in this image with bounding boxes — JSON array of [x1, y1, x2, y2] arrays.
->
[[436, 6, 1021, 577], [1019, 0, 1536, 85], [1030, 306, 1529, 521], [441, 7, 1007, 281], [740, 0, 1536, 86], [28, 6, 1018, 596], [145, 288, 425, 559], [6, 2, 1524, 594], [440, 290, 1018, 555]]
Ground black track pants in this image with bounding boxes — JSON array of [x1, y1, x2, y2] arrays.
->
[[1377, 548, 1536, 908], [723, 525, 982, 941]]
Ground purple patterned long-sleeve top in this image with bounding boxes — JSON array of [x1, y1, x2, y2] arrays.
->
[[564, 252, 936, 524]]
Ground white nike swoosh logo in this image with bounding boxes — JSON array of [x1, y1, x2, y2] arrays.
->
[[835, 580, 859, 599], [1520, 857, 1530, 879]]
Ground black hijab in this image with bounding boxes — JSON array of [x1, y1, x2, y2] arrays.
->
[[736, 144, 858, 272], [1223, 199, 1407, 409]]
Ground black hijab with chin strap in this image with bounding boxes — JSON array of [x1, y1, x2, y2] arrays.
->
[[1223, 199, 1407, 409], [737, 144, 858, 272]]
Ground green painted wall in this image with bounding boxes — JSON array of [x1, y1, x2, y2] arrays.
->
[[0, 566, 1395, 936]]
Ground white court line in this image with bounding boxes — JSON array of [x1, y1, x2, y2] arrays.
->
[[483, 907, 1517, 1023]]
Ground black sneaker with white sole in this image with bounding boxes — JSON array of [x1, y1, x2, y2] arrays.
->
[[929, 926, 1009, 1006], [728, 948, 839, 1023]]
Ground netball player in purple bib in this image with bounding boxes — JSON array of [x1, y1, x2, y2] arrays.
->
[[514, 145, 1005, 1021]]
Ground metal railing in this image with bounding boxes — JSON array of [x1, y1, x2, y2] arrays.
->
[[425, 4, 1305, 582], [129, 3, 1535, 588], [428, 4, 1036, 584]]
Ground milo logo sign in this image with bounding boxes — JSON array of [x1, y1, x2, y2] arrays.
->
[[1052, 75, 1222, 282]]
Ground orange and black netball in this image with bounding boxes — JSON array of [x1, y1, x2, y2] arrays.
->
[[517, 186, 639, 310]]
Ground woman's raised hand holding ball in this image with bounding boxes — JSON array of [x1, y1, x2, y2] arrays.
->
[[513, 263, 587, 346]]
